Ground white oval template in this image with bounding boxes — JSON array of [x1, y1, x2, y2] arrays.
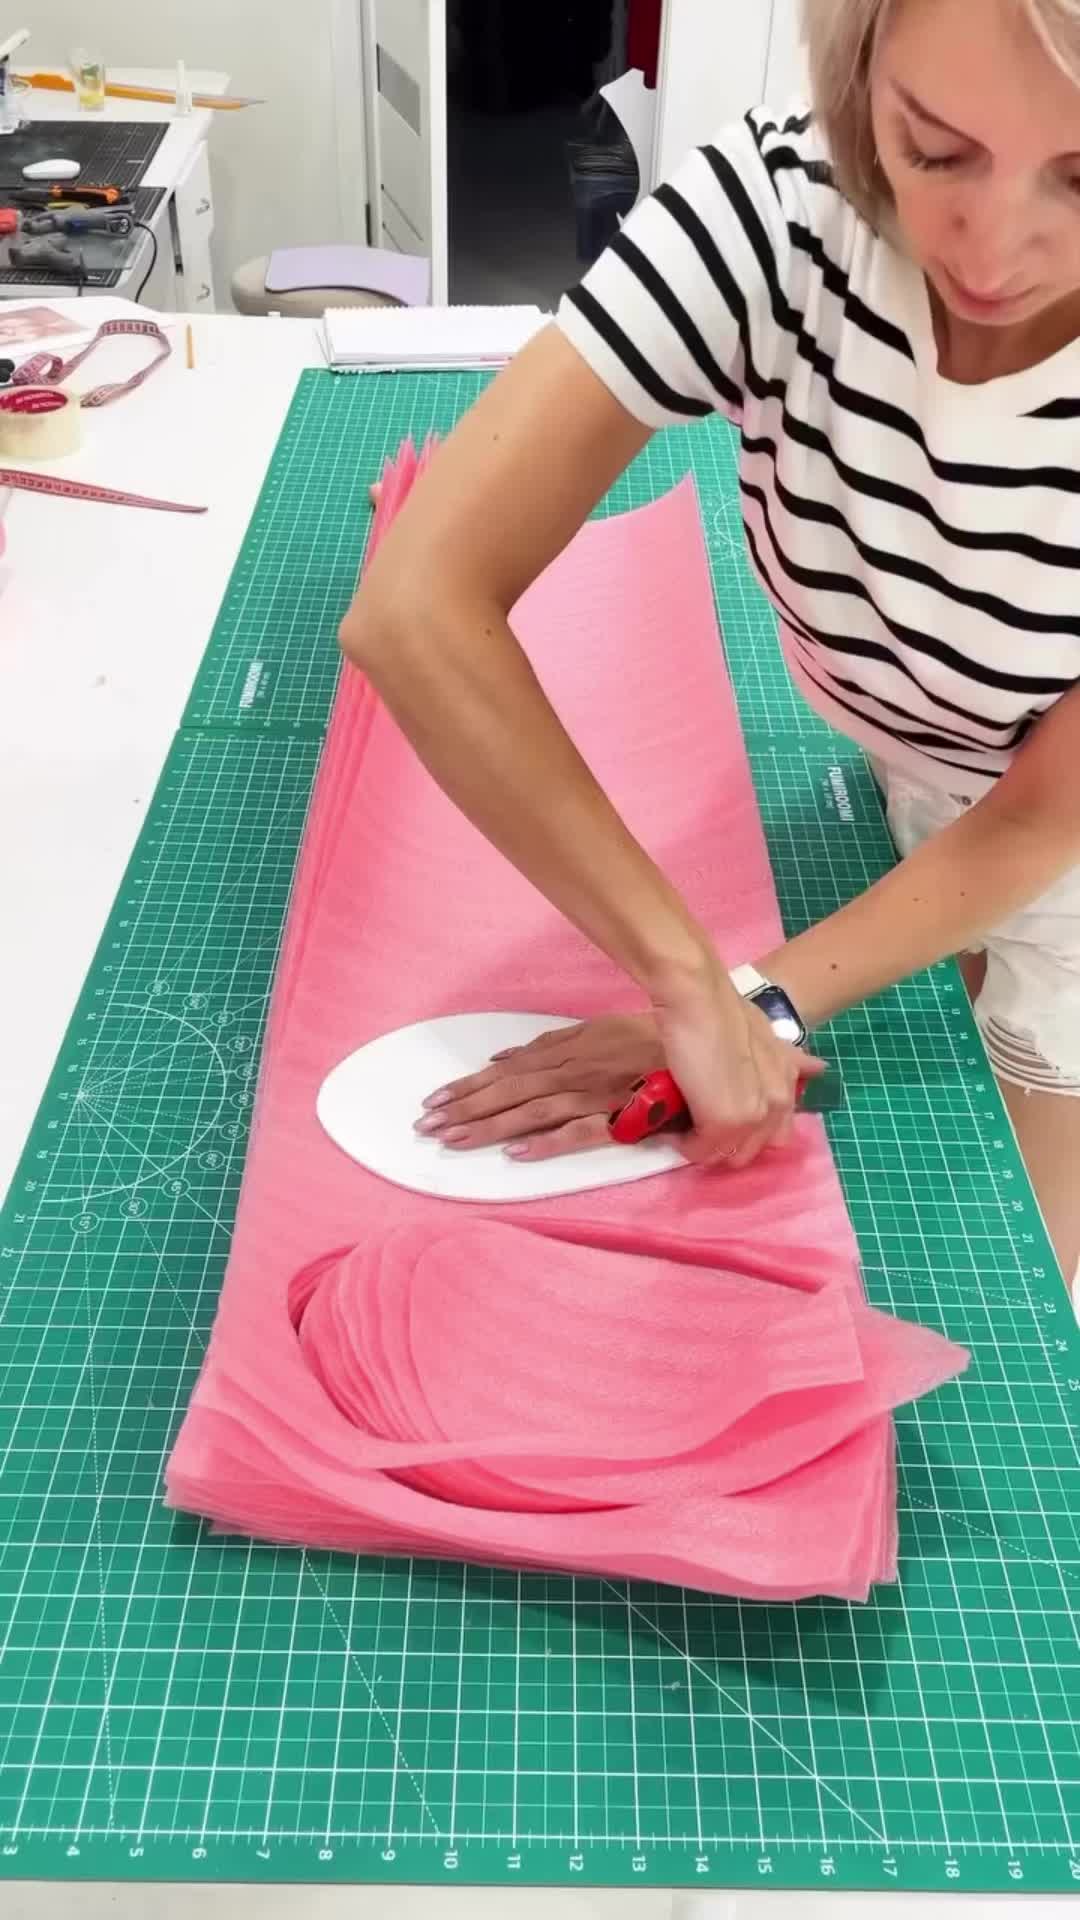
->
[[316, 1012, 686, 1204]]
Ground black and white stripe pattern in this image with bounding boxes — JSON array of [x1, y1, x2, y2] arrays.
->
[[557, 107, 1080, 794]]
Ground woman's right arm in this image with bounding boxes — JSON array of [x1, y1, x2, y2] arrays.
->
[[340, 326, 811, 1162]]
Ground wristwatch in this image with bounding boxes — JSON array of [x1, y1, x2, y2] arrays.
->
[[730, 964, 808, 1048]]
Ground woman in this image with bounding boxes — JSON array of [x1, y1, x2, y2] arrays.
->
[[342, 0, 1080, 1287]]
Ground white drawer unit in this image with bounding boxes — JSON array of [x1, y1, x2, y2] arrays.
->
[[171, 141, 217, 312], [134, 223, 182, 313], [178, 238, 217, 311]]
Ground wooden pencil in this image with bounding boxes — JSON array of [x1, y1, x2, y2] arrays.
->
[[26, 71, 261, 108]]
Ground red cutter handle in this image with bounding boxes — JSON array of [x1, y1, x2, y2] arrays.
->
[[611, 1063, 840, 1143], [609, 1071, 690, 1145]]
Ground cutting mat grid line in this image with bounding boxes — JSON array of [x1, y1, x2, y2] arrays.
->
[[1, 371, 1078, 1893]]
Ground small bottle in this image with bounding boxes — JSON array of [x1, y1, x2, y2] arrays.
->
[[70, 47, 107, 111]]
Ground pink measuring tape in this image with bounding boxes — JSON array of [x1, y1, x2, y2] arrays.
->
[[0, 464, 208, 514], [0, 317, 207, 525], [12, 316, 173, 408]]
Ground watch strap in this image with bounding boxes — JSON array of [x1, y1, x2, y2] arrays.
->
[[730, 964, 809, 1047], [729, 963, 769, 998]]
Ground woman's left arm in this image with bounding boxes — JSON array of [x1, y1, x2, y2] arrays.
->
[[760, 683, 1080, 1026]]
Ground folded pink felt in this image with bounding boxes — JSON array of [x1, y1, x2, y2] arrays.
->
[[166, 441, 967, 1598]]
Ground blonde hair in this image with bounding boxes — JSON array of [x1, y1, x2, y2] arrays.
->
[[802, 0, 1080, 224]]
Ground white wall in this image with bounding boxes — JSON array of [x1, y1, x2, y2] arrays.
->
[[29, 0, 369, 300]]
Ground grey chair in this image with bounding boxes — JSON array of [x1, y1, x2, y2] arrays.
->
[[231, 256, 404, 318]]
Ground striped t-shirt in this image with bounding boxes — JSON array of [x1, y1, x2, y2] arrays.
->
[[557, 107, 1080, 797]]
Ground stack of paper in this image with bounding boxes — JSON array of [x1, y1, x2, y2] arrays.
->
[[321, 303, 547, 373]]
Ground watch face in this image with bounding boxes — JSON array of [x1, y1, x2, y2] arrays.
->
[[753, 985, 807, 1047]]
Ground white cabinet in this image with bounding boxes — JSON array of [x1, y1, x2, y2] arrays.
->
[[172, 143, 217, 313], [132, 223, 179, 313], [118, 143, 216, 315]]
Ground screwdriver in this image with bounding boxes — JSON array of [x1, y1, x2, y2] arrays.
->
[[15, 183, 126, 207]]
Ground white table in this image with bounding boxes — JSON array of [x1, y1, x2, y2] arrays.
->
[[0, 306, 1065, 1920], [4, 1876, 1075, 1916], [5, 67, 228, 309], [0, 303, 318, 1198]]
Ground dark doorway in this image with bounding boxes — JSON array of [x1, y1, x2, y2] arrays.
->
[[448, 1, 625, 309]]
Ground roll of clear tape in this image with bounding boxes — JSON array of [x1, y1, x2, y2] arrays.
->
[[0, 386, 83, 460]]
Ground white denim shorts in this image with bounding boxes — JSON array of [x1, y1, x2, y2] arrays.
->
[[879, 768, 1080, 1097]]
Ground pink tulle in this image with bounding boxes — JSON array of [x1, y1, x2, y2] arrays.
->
[[166, 442, 967, 1600]]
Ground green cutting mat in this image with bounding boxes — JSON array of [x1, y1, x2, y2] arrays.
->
[[2, 370, 1079, 1895]]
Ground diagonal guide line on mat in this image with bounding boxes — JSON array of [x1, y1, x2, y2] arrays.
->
[[608, 1585, 889, 1846], [74, 1099, 233, 1240], [903, 1496, 1080, 1609], [126, 1215, 204, 1342], [77, 1031, 228, 1104], [301, 1556, 442, 1841]]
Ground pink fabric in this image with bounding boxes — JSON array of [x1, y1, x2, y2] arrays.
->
[[166, 442, 967, 1599]]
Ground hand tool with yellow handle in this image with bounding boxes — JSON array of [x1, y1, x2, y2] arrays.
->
[[23, 70, 263, 109]]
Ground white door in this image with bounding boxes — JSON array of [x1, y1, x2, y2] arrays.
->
[[361, 0, 448, 302], [654, 0, 774, 181], [764, 0, 810, 107]]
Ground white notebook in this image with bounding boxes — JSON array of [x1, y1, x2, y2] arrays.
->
[[321, 304, 548, 373]]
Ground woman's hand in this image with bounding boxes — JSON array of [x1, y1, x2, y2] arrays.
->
[[654, 959, 824, 1171], [416, 971, 823, 1167], [416, 1015, 665, 1161]]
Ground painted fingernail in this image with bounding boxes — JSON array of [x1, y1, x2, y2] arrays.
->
[[422, 1089, 452, 1109], [442, 1127, 470, 1145], [504, 1143, 531, 1159], [414, 1114, 446, 1135]]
